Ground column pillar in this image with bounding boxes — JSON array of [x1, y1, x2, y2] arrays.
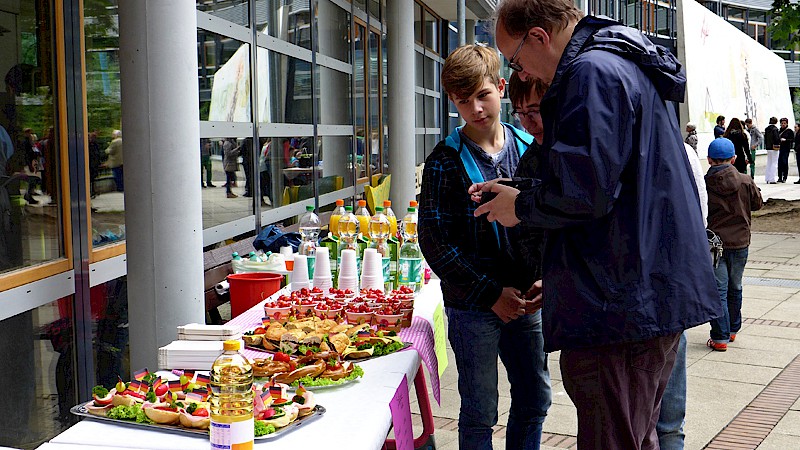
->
[[457, 0, 466, 46], [466, 19, 476, 45], [387, 0, 417, 207], [118, 1, 205, 371]]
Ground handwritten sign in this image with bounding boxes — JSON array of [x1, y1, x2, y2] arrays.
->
[[432, 303, 448, 376], [389, 376, 414, 450]]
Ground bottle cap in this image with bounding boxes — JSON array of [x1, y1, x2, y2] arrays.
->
[[410, 200, 418, 207], [376, 206, 384, 212], [223, 340, 241, 351], [306, 205, 314, 211], [336, 199, 344, 206], [358, 200, 366, 206], [232, 252, 239, 257], [345, 206, 353, 211], [408, 207, 416, 212], [383, 200, 391, 207]]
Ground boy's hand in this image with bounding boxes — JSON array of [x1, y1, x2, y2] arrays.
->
[[491, 287, 526, 323], [523, 280, 543, 314], [468, 178, 511, 203], [472, 182, 521, 227]]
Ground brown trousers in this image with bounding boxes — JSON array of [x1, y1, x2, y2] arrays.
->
[[561, 333, 681, 450]]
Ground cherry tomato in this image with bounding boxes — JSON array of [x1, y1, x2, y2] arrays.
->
[[273, 352, 291, 363]]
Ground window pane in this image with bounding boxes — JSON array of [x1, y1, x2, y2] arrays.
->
[[0, 297, 77, 446], [368, 0, 381, 20], [425, 95, 438, 129], [92, 276, 130, 390], [196, 0, 250, 27], [318, 66, 353, 126], [727, 7, 745, 21], [424, 10, 438, 53], [353, 0, 366, 14], [258, 49, 313, 124], [414, 3, 422, 44], [415, 51, 424, 87], [416, 93, 425, 128], [319, 136, 355, 189], [202, 137, 255, 229], [198, 31, 251, 122], [750, 10, 767, 24], [368, 31, 381, 176], [256, 136, 320, 206], [1, 0, 64, 272], [316, 0, 351, 63], [415, 134, 425, 166], [423, 58, 438, 90], [255, 0, 312, 50]]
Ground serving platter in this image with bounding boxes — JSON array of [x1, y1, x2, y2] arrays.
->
[[70, 401, 325, 440]]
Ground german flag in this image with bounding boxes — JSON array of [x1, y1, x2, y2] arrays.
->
[[152, 377, 163, 391], [182, 369, 196, 380], [133, 368, 149, 381], [129, 380, 142, 393], [261, 317, 271, 326], [168, 380, 182, 394], [186, 391, 204, 402], [195, 373, 210, 387], [192, 387, 209, 401]]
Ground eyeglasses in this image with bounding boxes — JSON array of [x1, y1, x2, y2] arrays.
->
[[512, 109, 540, 121], [508, 34, 528, 72]]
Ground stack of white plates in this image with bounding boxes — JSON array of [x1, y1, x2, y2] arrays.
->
[[177, 323, 242, 341], [158, 340, 239, 370]]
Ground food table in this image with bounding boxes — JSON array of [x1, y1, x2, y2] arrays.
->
[[39, 281, 447, 450]]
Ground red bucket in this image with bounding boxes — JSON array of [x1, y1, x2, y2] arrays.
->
[[227, 273, 283, 319]]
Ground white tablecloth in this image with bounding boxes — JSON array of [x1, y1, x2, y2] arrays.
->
[[42, 350, 420, 450]]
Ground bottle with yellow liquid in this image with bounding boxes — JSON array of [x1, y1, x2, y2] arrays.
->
[[329, 199, 345, 237], [338, 205, 360, 274], [383, 200, 397, 239], [369, 206, 391, 291], [354, 200, 371, 239], [399, 207, 422, 292], [210, 340, 254, 450]]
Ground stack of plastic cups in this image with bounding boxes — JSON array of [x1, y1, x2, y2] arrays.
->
[[337, 249, 359, 295], [312, 247, 333, 291], [360, 248, 384, 292], [291, 254, 310, 291]]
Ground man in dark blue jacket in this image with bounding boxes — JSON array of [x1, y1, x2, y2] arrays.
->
[[472, 1, 720, 448]]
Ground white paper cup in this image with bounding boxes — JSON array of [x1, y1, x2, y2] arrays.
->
[[312, 247, 333, 290], [338, 249, 358, 277], [291, 254, 310, 290]]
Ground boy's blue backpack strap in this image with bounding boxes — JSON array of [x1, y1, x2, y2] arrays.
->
[[452, 127, 501, 248], [504, 122, 534, 157]]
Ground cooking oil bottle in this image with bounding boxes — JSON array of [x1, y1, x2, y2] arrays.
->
[[210, 340, 254, 450]]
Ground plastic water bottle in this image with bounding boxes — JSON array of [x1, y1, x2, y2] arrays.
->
[[383, 200, 397, 239], [231, 252, 242, 261], [354, 200, 371, 239], [330, 199, 346, 237], [248, 251, 259, 262], [299, 205, 320, 279], [369, 206, 391, 291], [210, 340, 253, 449], [399, 207, 423, 292], [338, 206, 359, 264]]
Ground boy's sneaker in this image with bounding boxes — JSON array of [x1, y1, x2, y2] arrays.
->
[[707, 339, 727, 352], [729, 333, 736, 342]]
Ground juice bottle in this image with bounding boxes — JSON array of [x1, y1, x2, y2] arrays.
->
[[369, 206, 391, 291], [329, 199, 345, 237], [354, 200, 371, 239], [383, 200, 397, 239], [399, 207, 423, 292], [210, 340, 254, 450], [298, 205, 320, 279], [338, 206, 360, 273]]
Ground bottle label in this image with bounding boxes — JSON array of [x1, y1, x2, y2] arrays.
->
[[210, 418, 254, 450], [382, 256, 391, 281], [306, 256, 316, 279], [398, 257, 422, 285]]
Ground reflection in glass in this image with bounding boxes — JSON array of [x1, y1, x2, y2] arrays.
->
[[198, 31, 251, 122], [0, 297, 77, 447], [416, 93, 425, 128], [315, 0, 351, 63], [416, 134, 425, 166], [318, 136, 354, 192], [92, 276, 130, 390], [0, 0, 63, 272], [423, 58, 439, 91], [258, 49, 313, 124], [368, 0, 381, 20], [425, 96, 439, 129], [258, 136, 315, 207], [196, 0, 250, 27], [201, 137, 254, 229], [414, 3, 422, 44], [368, 31, 382, 175], [317, 66, 352, 126], [255, 0, 312, 50], [415, 51, 424, 87], [424, 10, 438, 53]]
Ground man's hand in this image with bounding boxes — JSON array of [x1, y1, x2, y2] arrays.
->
[[491, 287, 526, 323], [469, 180, 521, 227], [523, 280, 543, 314]]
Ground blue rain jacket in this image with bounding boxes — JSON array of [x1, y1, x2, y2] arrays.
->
[[516, 16, 721, 352]]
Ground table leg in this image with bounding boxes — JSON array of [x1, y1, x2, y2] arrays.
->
[[384, 364, 436, 450]]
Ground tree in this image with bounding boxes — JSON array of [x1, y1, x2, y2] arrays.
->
[[769, 0, 800, 49]]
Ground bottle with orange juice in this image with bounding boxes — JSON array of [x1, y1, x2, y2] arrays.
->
[[354, 200, 371, 239], [329, 199, 346, 237]]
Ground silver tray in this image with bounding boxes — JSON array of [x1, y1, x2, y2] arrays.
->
[[70, 401, 325, 440]]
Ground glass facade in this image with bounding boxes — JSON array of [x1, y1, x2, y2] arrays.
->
[[0, 1, 453, 447]]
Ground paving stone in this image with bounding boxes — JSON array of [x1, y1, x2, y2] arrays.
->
[[541, 403, 578, 437], [549, 381, 574, 407], [740, 285, 798, 301], [770, 411, 800, 437], [684, 376, 762, 450], [753, 432, 800, 450], [702, 346, 797, 369], [687, 359, 781, 385], [741, 298, 782, 318]]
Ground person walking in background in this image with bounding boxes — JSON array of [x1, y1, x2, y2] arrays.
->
[[88, 130, 103, 198], [764, 117, 780, 184], [794, 122, 800, 184], [705, 137, 762, 351], [222, 138, 240, 198], [744, 118, 762, 178], [723, 118, 749, 174], [105, 129, 123, 192], [777, 118, 794, 183], [259, 138, 272, 207], [684, 122, 698, 153], [478, 2, 721, 448], [200, 138, 215, 188], [714, 115, 726, 138]]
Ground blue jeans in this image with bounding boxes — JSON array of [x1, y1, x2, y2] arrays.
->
[[447, 308, 551, 450], [112, 166, 124, 192], [657, 332, 687, 450], [710, 247, 748, 343]]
